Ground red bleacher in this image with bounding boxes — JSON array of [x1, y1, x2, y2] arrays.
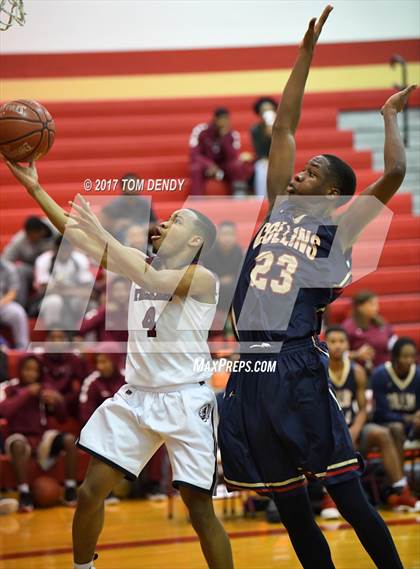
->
[[0, 88, 419, 343]]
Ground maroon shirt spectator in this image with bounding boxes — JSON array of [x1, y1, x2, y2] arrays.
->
[[79, 276, 129, 343], [79, 343, 125, 426], [342, 291, 397, 370], [0, 355, 67, 442], [189, 107, 252, 195], [39, 328, 88, 419]]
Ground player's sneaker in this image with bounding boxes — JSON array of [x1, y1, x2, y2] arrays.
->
[[387, 485, 420, 512], [18, 491, 34, 513], [0, 497, 18, 515], [320, 493, 341, 520], [64, 486, 77, 507]]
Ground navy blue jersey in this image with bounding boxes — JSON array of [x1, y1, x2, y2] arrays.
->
[[232, 200, 351, 344], [372, 362, 420, 424], [329, 359, 357, 427]]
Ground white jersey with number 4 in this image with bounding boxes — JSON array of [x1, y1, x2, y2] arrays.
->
[[125, 281, 217, 389]]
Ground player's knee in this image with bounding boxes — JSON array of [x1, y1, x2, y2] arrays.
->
[[372, 426, 393, 447], [181, 490, 215, 529], [10, 439, 28, 457], [389, 422, 405, 440], [77, 481, 104, 510]]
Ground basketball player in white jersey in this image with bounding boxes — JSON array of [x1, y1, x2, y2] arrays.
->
[[2, 156, 234, 569]]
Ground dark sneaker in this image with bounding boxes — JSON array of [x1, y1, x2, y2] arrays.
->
[[18, 491, 34, 513], [64, 486, 77, 507]]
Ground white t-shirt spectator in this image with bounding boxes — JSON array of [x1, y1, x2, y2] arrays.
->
[[34, 250, 93, 289]]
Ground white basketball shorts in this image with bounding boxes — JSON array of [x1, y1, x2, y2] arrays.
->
[[77, 382, 218, 494]]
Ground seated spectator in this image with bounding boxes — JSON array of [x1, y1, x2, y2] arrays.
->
[[189, 107, 252, 196], [342, 291, 397, 371], [38, 327, 87, 420], [0, 355, 78, 511], [250, 96, 277, 196], [204, 221, 243, 312], [0, 257, 29, 349], [79, 343, 125, 427], [372, 337, 420, 465], [100, 173, 157, 240], [326, 327, 419, 513], [3, 216, 56, 307], [33, 235, 94, 328], [79, 276, 129, 343]]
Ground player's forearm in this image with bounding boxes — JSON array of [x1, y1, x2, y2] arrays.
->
[[382, 109, 406, 180], [273, 49, 313, 134], [29, 183, 68, 234], [94, 229, 152, 286]]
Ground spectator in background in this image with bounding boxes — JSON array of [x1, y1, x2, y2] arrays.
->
[[189, 107, 252, 196], [79, 343, 125, 427], [250, 97, 277, 196], [124, 223, 152, 256], [0, 355, 78, 511], [0, 257, 29, 349], [79, 276, 129, 343], [38, 327, 87, 420], [100, 173, 157, 241], [342, 291, 397, 371], [372, 338, 420, 466], [3, 216, 56, 307], [326, 327, 420, 513], [33, 236, 94, 328], [204, 221, 243, 312]]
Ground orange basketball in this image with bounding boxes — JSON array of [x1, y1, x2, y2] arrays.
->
[[31, 476, 62, 508], [0, 99, 55, 162]]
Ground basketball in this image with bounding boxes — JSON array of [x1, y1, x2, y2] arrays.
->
[[31, 476, 62, 508], [0, 99, 55, 162]]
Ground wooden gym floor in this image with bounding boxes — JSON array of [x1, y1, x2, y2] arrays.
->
[[0, 497, 419, 569]]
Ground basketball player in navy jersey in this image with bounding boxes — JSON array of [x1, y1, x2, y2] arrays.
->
[[1, 173, 233, 567], [218, 5, 416, 569], [326, 326, 420, 512], [372, 337, 420, 460]]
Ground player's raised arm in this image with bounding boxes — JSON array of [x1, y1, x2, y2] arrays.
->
[[67, 195, 216, 302], [337, 85, 417, 249], [0, 157, 108, 267], [267, 5, 332, 208]]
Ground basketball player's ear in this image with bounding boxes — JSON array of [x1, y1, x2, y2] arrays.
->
[[326, 186, 340, 201]]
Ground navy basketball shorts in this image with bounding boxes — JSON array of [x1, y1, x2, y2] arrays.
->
[[218, 337, 361, 497]]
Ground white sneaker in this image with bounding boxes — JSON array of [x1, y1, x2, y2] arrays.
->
[[0, 498, 18, 515], [320, 494, 341, 520]]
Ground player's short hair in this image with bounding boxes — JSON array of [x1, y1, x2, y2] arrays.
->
[[391, 337, 417, 361], [24, 216, 52, 236], [187, 209, 217, 256], [322, 154, 357, 203], [213, 107, 229, 118], [325, 325, 348, 339], [253, 96, 277, 115]]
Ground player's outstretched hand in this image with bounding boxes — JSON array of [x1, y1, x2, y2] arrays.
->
[[0, 153, 39, 193], [66, 194, 106, 240], [381, 85, 417, 115], [300, 5, 333, 53]]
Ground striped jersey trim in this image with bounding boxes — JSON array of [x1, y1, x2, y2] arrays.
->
[[224, 474, 305, 489], [314, 458, 359, 478]]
